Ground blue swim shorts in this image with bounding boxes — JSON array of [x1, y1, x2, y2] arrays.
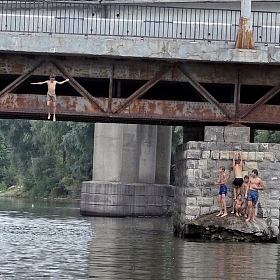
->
[[247, 189, 259, 204], [219, 185, 227, 195]]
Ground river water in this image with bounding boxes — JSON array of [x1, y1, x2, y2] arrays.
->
[[0, 198, 279, 280]]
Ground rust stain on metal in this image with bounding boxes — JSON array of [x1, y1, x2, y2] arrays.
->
[[113, 66, 172, 114], [51, 60, 106, 112], [3, 54, 280, 86], [177, 65, 233, 120], [0, 94, 280, 125], [235, 17, 255, 49], [240, 80, 280, 119]]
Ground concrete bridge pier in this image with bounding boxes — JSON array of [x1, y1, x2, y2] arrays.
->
[[80, 123, 174, 217]]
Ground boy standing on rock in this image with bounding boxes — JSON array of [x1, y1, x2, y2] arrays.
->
[[246, 169, 264, 222], [215, 166, 228, 218]]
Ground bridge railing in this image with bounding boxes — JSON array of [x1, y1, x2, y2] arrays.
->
[[0, 1, 279, 44]]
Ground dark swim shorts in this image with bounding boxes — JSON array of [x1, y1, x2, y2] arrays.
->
[[233, 178, 243, 187], [219, 185, 227, 195]]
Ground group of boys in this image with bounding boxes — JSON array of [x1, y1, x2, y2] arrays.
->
[[214, 151, 265, 222]]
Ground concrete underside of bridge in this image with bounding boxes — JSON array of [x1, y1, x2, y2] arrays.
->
[[1, 53, 280, 129]]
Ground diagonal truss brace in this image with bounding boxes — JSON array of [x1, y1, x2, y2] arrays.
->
[[51, 60, 105, 112], [0, 60, 43, 98], [240, 81, 280, 119], [113, 66, 172, 114], [177, 65, 233, 120]]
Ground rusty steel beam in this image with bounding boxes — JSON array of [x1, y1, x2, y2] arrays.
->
[[3, 54, 280, 85], [113, 66, 172, 114], [0, 61, 43, 98], [0, 94, 232, 122], [2, 93, 280, 126], [240, 80, 280, 119], [108, 65, 114, 113], [233, 73, 241, 122], [177, 65, 233, 120], [108, 77, 113, 113], [51, 60, 106, 112]]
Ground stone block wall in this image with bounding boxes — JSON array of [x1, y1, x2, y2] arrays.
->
[[174, 126, 280, 230]]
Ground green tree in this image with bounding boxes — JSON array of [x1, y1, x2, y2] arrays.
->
[[255, 130, 280, 143], [0, 119, 93, 198], [170, 126, 183, 184]]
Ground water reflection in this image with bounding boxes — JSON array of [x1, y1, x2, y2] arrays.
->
[[86, 216, 280, 280], [0, 198, 279, 280], [0, 198, 91, 279]]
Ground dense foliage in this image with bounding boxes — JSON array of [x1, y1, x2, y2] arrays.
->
[[254, 130, 280, 143], [170, 126, 183, 184], [0, 119, 93, 198]]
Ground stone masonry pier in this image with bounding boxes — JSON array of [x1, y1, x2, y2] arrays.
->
[[174, 126, 280, 238]]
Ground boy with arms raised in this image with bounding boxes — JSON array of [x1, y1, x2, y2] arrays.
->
[[231, 151, 243, 214]]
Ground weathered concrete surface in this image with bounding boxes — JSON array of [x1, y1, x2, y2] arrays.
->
[[92, 123, 171, 184], [81, 123, 173, 217], [0, 34, 280, 64], [80, 181, 174, 217], [178, 211, 279, 242]]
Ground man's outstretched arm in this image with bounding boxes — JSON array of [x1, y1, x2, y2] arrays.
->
[[56, 78, 69, 85], [31, 81, 48, 85]]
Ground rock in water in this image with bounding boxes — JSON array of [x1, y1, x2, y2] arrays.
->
[[182, 212, 279, 242]]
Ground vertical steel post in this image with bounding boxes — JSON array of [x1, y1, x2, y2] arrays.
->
[[235, 0, 255, 49]]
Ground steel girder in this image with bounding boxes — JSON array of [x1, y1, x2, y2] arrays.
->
[[0, 58, 280, 126]]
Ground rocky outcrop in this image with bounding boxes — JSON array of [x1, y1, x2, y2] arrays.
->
[[180, 212, 279, 242]]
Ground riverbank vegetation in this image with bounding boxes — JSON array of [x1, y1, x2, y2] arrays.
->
[[0, 119, 93, 199], [0, 120, 274, 199]]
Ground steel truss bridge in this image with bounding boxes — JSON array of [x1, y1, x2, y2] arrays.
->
[[0, 1, 280, 128], [0, 54, 280, 129]]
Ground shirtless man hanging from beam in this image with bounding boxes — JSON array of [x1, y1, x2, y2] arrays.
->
[[231, 151, 243, 214], [31, 74, 69, 122]]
